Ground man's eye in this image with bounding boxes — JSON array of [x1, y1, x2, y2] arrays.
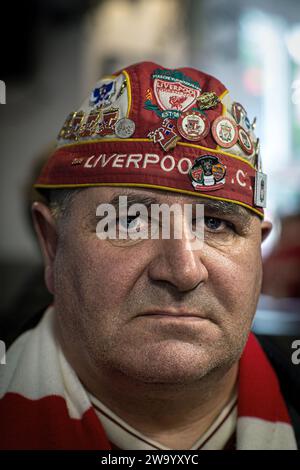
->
[[118, 215, 146, 232], [204, 216, 233, 232]]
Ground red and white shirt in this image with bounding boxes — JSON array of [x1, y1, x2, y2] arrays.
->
[[89, 391, 238, 450]]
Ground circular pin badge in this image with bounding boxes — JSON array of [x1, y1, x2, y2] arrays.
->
[[211, 116, 238, 148], [177, 110, 210, 142], [114, 118, 135, 138], [231, 102, 247, 124], [237, 126, 254, 155], [189, 155, 226, 191]]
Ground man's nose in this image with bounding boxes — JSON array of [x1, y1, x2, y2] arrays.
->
[[148, 232, 208, 293]]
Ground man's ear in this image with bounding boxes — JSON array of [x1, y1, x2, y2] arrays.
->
[[261, 220, 273, 243], [31, 202, 58, 295]]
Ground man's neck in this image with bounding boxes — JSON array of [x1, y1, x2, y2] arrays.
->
[[79, 361, 239, 449]]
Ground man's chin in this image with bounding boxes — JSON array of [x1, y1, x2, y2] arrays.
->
[[115, 344, 227, 385], [121, 364, 219, 386]]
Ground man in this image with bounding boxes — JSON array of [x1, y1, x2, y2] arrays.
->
[[0, 61, 297, 450]]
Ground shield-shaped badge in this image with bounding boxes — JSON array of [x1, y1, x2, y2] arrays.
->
[[154, 79, 201, 112]]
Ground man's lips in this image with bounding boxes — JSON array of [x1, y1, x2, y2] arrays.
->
[[138, 309, 209, 321]]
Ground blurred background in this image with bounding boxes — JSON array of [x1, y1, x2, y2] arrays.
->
[[0, 0, 300, 351]]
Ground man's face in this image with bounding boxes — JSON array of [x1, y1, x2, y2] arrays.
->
[[49, 187, 269, 385]]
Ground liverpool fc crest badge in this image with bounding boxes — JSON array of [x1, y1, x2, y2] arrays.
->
[[144, 68, 202, 119]]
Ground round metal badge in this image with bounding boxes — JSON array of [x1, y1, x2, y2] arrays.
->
[[177, 110, 210, 142], [189, 155, 226, 191], [237, 126, 254, 155], [231, 102, 251, 131], [211, 116, 238, 148], [114, 118, 136, 138], [231, 102, 246, 124]]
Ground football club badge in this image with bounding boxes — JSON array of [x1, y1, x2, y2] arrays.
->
[[237, 126, 254, 155], [231, 102, 247, 124], [148, 118, 181, 151], [60, 110, 85, 140], [231, 101, 251, 131], [115, 118, 135, 138], [189, 155, 226, 191], [197, 91, 220, 111], [89, 81, 116, 108], [211, 116, 238, 148], [144, 68, 201, 119], [177, 110, 210, 142], [95, 108, 119, 136], [79, 109, 102, 138]]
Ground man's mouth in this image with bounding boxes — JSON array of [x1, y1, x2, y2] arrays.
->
[[138, 309, 209, 322]]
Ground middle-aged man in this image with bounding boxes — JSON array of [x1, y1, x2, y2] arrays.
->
[[0, 61, 298, 450]]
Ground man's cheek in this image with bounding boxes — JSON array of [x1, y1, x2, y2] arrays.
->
[[60, 248, 127, 308]]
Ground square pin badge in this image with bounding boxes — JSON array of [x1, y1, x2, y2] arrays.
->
[[254, 172, 267, 208]]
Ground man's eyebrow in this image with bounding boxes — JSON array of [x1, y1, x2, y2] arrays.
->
[[108, 193, 160, 209], [200, 199, 252, 223], [87, 193, 159, 223]]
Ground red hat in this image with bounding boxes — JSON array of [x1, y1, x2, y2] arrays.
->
[[34, 61, 266, 217]]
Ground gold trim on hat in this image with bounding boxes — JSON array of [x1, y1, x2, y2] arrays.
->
[[122, 70, 132, 118]]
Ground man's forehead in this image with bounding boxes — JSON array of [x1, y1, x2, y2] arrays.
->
[[94, 186, 204, 204]]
